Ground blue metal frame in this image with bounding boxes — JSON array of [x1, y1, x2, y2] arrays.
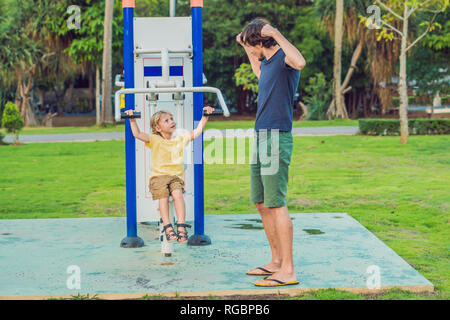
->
[[189, 4, 211, 246], [120, 1, 209, 247], [121, 5, 144, 248]]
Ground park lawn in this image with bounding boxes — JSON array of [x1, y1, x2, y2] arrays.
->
[[0, 134, 448, 300], [1, 118, 358, 136]]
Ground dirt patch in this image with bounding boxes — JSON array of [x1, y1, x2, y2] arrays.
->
[[141, 294, 289, 300], [288, 198, 322, 207], [52, 116, 96, 127]]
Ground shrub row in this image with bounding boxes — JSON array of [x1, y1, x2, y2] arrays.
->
[[358, 119, 450, 135]]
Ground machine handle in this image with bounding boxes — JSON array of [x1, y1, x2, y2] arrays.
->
[[203, 109, 223, 117], [115, 86, 230, 122], [121, 111, 141, 119]]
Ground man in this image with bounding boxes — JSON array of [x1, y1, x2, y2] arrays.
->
[[236, 18, 306, 287]]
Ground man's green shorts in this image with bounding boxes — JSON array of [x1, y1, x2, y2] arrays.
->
[[250, 130, 293, 208]]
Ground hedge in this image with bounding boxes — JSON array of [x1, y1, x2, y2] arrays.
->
[[358, 119, 450, 135]]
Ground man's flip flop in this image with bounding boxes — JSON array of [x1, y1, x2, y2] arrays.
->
[[246, 267, 275, 276], [254, 278, 300, 287]]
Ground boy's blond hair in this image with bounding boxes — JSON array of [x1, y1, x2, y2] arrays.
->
[[150, 110, 173, 136]]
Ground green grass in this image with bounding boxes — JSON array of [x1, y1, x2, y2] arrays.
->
[[1, 118, 358, 136], [0, 134, 449, 300]]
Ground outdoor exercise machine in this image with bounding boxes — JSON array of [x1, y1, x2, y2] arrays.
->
[[116, 0, 230, 250]]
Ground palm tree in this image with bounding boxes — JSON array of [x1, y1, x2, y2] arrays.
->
[[316, 0, 371, 119], [317, 0, 404, 118], [333, 0, 344, 119]]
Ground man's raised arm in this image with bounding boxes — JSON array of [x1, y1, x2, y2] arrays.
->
[[261, 25, 306, 70], [236, 33, 261, 79]]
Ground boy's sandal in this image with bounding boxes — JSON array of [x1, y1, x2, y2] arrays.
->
[[176, 223, 191, 243], [162, 223, 177, 243]]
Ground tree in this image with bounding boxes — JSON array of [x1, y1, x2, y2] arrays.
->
[[51, 0, 125, 125], [373, 0, 448, 144], [1, 102, 24, 144], [303, 73, 332, 120], [176, 0, 328, 114], [331, 0, 346, 119], [0, 1, 48, 126], [101, 0, 115, 124], [409, 8, 450, 98], [234, 63, 259, 113], [0, 0, 79, 127], [316, 0, 374, 119]]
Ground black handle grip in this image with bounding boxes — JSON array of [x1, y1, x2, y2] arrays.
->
[[203, 109, 223, 116], [121, 111, 141, 119]]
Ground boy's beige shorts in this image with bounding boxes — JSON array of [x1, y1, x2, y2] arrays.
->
[[149, 175, 185, 200]]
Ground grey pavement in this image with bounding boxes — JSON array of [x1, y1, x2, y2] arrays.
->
[[3, 126, 359, 143]]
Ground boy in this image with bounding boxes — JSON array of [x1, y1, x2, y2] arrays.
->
[[124, 106, 214, 243]]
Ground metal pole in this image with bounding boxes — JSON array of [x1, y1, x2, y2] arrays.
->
[[120, 0, 143, 248], [170, 0, 176, 17], [188, 0, 210, 246]]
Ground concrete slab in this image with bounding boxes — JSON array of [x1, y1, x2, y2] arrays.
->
[[0, 213, 433, 299]]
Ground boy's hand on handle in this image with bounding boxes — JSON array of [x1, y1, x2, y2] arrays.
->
[[124, 109, 136, 121], [203, 106, 215, 116], [192, 106, 215, 141]]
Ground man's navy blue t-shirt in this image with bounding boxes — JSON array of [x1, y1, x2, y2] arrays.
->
[[255, 48, 300, 132]]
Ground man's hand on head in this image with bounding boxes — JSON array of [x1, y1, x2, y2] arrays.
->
[[236, 32, 244, 46], [260, 24, 279, 38]]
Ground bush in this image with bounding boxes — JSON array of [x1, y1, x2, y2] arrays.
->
[[303, 73, 331, 120], [358, 119, 450, 135], [1, 101, 24, 144]]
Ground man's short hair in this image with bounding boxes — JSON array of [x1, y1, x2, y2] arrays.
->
[[240, 18, 278, 48]]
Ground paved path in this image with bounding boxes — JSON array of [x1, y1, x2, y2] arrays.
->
[[3, 126, 359, 143]]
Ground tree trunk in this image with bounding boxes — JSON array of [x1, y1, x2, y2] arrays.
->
[[236, 86, 248, 115], [341, 40, 363, 92], [41, 112, 58, 127], [17, 70, 38, 126], [298, 101, 308, 120], [329, 0, 345, 119], [398, 4, 409, 144], [37, 89, 45, 115], [363, 92, 368, 117], [101, 0, 114, 124], [54, 86, 65, 116], [89, 65, 95, 112], [65, 79, 75, 114], [96, 66, 101, 125], [15, 77, 23, 115]]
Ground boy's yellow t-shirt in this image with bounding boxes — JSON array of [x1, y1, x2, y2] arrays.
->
[[145, 133, 191, 178]]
